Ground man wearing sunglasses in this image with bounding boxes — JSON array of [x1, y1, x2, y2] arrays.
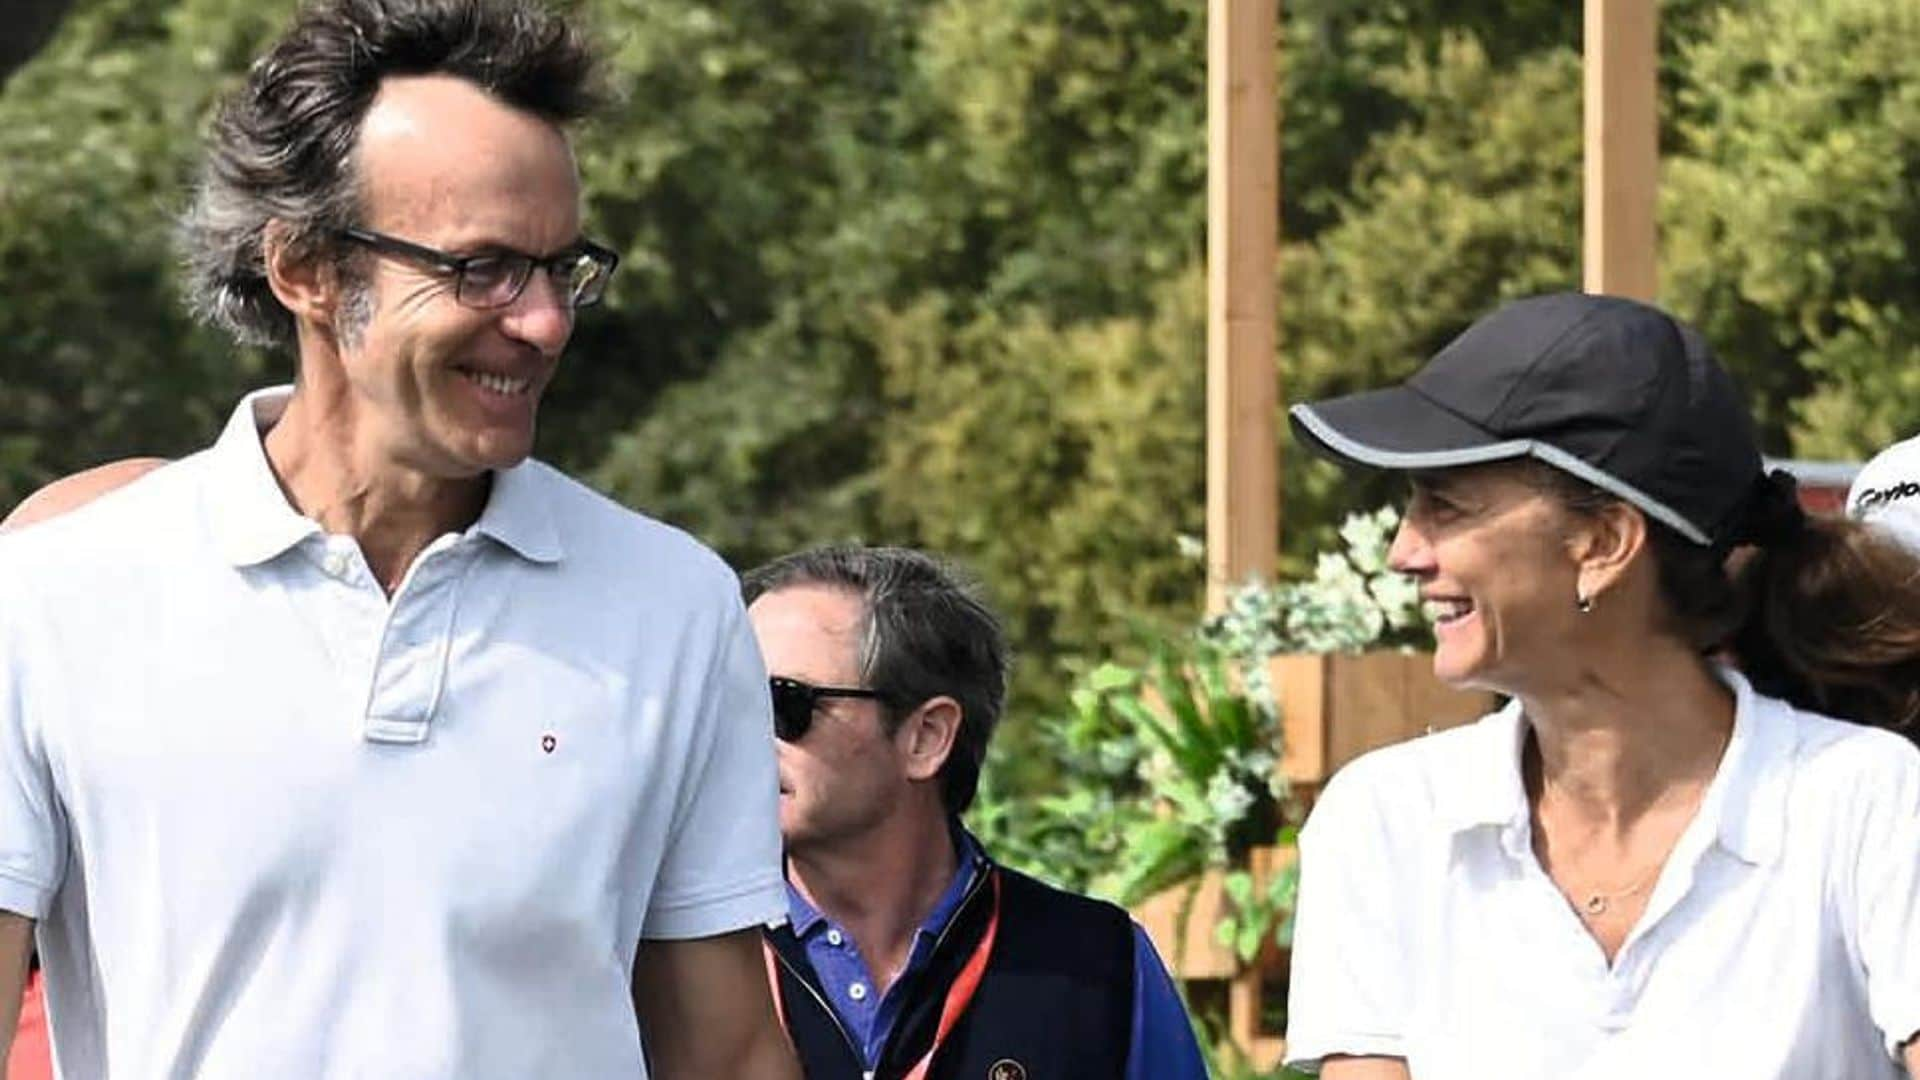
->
[[743, 546, 1206, 1080], [0, 2, 795, 1078]]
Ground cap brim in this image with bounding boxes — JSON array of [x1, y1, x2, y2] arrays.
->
[[1289, 386, 1521, 472], [1290, 386, 1717, 545]]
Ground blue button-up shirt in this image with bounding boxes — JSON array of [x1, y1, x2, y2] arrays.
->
[[784, 830, 1207, 1079]]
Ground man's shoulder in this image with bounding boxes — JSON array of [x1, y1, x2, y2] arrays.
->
[[991, 863, 1131, 936], [517, 460, 738, 586], [983, 862, 1136, 985], [0, 455, 206, 570]]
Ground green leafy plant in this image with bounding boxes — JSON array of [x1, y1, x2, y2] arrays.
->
[[976, 506, 1428, 951], [1215, 824, 1300, 963], [1083, 640, 1284, 905]]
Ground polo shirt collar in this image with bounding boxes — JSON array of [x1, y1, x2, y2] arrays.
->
[[1701, 667, 1791, 867], [1438, 666, 1791, 869], [206, 386, 320, 567], [205, 386, 564, 568], [470, 461, 563, 565], [1439, 698, 1531, 838]]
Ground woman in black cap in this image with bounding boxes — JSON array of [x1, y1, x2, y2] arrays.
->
[[1280, 293, 1920, 1079]]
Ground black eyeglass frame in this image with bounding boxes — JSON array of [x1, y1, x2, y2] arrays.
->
[[336, 226, 620, 310], [768, 676, 891, 742]]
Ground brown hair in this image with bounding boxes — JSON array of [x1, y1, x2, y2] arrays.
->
[[1520, 461, 1920, 742]]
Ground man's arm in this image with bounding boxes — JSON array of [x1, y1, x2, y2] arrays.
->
[[0, 912, 34, 1063], [1903, 1031, 1918, 1079], [631, 928, 799, 1080], [1122, 924, 1207, 1079], [1323, 1056, 1413, 1079]]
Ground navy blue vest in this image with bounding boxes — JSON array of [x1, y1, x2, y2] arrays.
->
[[767, 864, 1135, 1080]]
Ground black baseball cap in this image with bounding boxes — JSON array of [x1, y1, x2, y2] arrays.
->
[[1289, 292, 1763, 547]]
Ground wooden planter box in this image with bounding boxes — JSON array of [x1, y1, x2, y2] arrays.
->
[[1274, 649, 1498, 786]]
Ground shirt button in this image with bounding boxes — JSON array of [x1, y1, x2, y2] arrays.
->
[[826, 929, 844, 947], [323, 553, 351, 578], [847, 981, 868, 1002]]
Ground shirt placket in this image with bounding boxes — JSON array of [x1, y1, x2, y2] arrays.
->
[[362, 536, 476, 745]]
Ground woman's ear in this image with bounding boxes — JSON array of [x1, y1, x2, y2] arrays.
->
[[1571, 500, 1649, 608], [896, 696, 962, 783]]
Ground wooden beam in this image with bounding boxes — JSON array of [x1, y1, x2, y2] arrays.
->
[[1207, 0, 1279, 613], [1583, 0, 1659, 301]]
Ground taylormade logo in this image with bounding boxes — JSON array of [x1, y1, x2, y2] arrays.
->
[[1854, 480, 1920, 511]]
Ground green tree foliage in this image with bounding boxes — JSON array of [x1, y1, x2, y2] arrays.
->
[[589, 0, 1214, 575], [1662, 0, 1920, 457], [869, 270, 1208, 708], [1278, 37, 1585, 559], [0, 0, 284, 506], [0, 0, 76, 86], [3, 0, 1914, 719]]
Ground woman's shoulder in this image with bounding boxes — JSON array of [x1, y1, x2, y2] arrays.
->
[[1768, 695, 1920, 785], [1752, 693, 1920, 832], [1305, 704, 1521, 842]]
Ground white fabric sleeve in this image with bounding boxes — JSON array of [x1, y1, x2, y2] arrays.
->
[[1283, 757, 1411, 1072], [0, 573, 67, 919], [1853, 734, 1920, 1062], [639, 592, 786, 940]]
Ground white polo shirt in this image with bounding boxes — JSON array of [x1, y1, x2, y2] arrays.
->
[[1285, 668, 1920, 1079], [0, 388, 786, 1078]]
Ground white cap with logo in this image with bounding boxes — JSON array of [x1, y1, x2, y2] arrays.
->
[[1846, 434, 1920, 555]]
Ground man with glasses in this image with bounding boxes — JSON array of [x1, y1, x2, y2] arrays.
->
[[743, 546, 1207, 1080], [0, 1, 796, 1077]]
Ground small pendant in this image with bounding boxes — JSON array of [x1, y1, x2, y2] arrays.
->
[[1584, 894, 1607, 916]]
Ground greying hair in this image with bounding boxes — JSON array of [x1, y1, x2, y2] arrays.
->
[[743, 546, 1010, 816], [176, 0, 602, 350]]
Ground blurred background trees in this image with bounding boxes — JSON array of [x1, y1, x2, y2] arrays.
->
[[3, 0, 1915, 716]]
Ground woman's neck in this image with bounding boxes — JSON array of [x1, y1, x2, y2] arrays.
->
[[1517, 646, 1735, 828]]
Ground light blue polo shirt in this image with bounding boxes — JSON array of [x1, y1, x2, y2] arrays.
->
[[0, 387, 787, 1078]]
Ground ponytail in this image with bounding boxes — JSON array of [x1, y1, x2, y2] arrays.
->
[[1727, 516, 1920, 741]]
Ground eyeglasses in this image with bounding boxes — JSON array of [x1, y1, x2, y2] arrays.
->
[[768, 676, 888, 742], [337, 226, 620, 310]]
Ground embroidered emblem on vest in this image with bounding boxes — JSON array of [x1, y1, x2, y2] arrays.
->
[[540, 733, 557, 754], [987, 1060, 1026, 1080]]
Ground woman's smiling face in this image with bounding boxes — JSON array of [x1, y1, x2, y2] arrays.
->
[[1389, 463, 1590, 693]]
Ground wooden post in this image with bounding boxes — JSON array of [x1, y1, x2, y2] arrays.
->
[[1205, 0, 1280, 1060], [1583, 0, 1659, 301], [1206, 0, 1279, 614]]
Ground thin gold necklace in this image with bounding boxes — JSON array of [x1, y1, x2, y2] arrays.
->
[[1571, 864, 1660, 918]]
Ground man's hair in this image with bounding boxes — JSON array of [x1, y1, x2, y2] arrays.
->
[[743, 546, 1010, 817], [177, 0, 603, 350]]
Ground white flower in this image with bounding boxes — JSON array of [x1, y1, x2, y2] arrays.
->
[[1206, 771, 1256, 824]]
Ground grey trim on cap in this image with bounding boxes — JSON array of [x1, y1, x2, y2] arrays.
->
[[1291, 402, 1713, 545]]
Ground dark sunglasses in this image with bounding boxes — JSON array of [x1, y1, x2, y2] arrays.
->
[[768, 676, 887, 742]]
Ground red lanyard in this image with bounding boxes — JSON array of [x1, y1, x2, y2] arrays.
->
[[763, 869, 1004, 1080], [902, 869, 1001, 1080]]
